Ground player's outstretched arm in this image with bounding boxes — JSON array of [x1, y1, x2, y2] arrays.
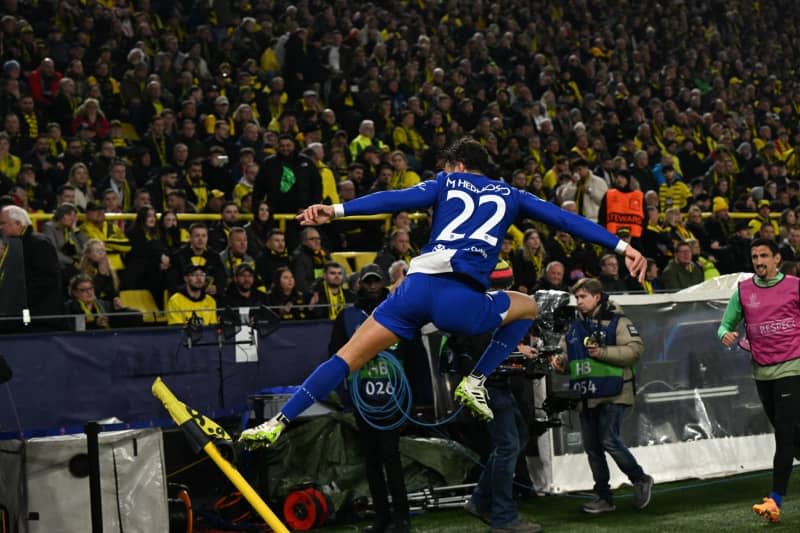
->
[[519, 191, 646, 283], [297, 181, 441, 225]]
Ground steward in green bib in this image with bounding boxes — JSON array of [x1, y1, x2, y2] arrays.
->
[[553, 277, 653, 514]]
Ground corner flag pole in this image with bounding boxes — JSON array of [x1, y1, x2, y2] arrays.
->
[[151, 377, 289, 533]]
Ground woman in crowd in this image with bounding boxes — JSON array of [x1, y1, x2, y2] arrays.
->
[[388, 150, 421, 190], [245, 200, 276, 258], [663, 207, 695, 250], [64, 273, 113, 329], [78, 239, 121, 307], [71, 98, 110, 139], [125, 206, 170, 305], [66, 162, 94, 210], [511, 228, 548, 294], [388, 210, 423, 254], [778, 208, 796, 243], [266, 267, 306, 321], [158, 209, 188, 256], [233, 104, 258, 135]]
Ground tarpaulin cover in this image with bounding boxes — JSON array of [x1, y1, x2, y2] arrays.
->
[[0, 429, 167, 533], [252, 412, 476, 507]]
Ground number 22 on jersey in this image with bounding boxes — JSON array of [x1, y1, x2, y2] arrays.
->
[[435, 190, 507, 246]]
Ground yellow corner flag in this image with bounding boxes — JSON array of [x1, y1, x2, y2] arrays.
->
[[152, 377, 289, 533]]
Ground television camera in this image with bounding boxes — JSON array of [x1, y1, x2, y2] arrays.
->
[[495, 290, 580, 427]]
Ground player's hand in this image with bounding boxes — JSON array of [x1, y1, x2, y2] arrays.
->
[[721, 331, 739, 347], [297, 204, 335, 226], [624, 246, 646, 284]]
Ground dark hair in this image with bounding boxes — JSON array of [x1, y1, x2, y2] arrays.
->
[[158, 209, 182, 244], [128, 205, 156, 238], [189, 222, 208, 233], [750, 237, 780, 255], [57, 183, 76, 194], [271, 266, 295, 293], [447, 137, 489, 174], [324, 261, 343, 272]]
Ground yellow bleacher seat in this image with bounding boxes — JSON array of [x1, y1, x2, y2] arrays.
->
[[330, 251, 378, 274], [353, 252, 377, 272], [119, 290, 163, 323]]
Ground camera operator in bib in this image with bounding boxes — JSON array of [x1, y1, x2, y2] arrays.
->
[[551, 277, 653, 514]]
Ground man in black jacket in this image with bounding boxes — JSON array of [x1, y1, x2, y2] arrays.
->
[[219, 263, 268, 309], [253, 134, 321, 248], [0, 205, 62, 318], [375, 229, 415, 279], [168, 223, 226, 296], [717, 220, 754, 274], [256, 229, 290, 287], [290, 227, 331, 294]]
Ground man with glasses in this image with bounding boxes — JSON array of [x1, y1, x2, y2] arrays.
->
[[64, 273, 114, 329], [291, 227, 331, 294]]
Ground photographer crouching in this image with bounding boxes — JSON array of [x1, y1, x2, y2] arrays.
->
[[551, 278, 654, 514]]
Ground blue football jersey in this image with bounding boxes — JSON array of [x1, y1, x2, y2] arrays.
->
[[337, 171, 622, 288]]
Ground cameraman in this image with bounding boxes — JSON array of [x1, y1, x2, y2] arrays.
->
[[552, 278, 653, 514], [458, 261, 542, 533]]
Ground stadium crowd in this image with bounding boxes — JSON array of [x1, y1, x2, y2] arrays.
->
[[1, 0, 800, 327]]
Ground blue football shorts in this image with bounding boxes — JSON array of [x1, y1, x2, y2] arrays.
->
[[373, 273, 511, 340]]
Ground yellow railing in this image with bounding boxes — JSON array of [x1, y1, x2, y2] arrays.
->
[[29, 212, 429, 234]]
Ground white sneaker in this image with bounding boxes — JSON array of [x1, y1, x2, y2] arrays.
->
[[454, 375, 494, 421]]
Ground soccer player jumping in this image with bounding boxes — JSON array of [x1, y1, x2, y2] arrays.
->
[[240, 138, 646, 449]]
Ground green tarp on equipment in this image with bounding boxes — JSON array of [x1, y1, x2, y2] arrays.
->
[[253, 412, 477, 509]]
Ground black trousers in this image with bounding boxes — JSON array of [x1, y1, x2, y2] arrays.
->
[[355, 414, 409, 523], [755, 375, 800, 495]]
